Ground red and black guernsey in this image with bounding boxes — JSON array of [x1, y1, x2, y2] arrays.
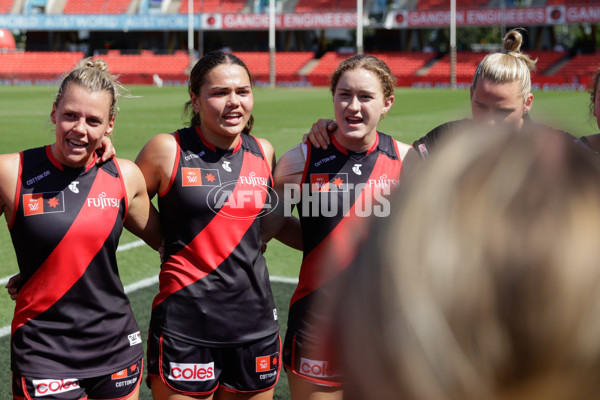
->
[[9, 145, 143, 378], [288, 131, 402, 340], [150, 126, 279, 346]]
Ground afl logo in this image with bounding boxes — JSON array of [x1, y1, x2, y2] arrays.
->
[[206, 181, 279, 220], [352, 163, 362, 175]]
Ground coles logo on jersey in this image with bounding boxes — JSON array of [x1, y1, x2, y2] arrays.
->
[[256, 353, 278, 373], [23, 192, 65, 216], [310, 173, 348, 192], [168, 362, 215, 381], [182, 167, 221, 187], [299, 358, 341, 379], [33, 378, 79, 397]]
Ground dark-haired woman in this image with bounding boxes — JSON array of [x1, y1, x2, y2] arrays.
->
[[136, 51, 297, 400]]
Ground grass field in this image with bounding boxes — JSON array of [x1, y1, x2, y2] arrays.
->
[[0, 84, 592, 399]]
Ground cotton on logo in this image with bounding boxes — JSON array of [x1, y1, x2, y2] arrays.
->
[[168, 362, 215, 381], [33, 379, 80, 397], [299, 358, 339, 379]]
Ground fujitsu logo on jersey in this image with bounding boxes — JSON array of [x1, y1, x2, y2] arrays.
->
[[168, 362, 215, 381], [86, 192, 121, 209], [239, 172, 268, 187], [33, 378, 80, 397], [368, 174, 399, 188]]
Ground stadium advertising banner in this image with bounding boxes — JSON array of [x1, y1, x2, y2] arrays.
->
[[0, 7, 595, 31], [0, 12, 356, 31], [384, 5, 600, 28], [202, 13, 357, 29]]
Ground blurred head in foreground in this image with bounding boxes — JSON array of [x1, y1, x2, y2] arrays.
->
[[339, 126, 600, 400]]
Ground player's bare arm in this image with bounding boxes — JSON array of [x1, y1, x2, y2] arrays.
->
[[135, 133, 178, 199], [0, 153, 20, 223], [262, 144, 305, 250], [119, 158, 163, 251]]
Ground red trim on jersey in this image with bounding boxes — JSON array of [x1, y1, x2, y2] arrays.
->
[[366, 131, 380, 155], [299, 144, 312, 195], [152, 151, 270, 308], [233, 134, 243, 153], [44, 145, 97, 172], [195, 126, 216, 152], [290, 151, 401, 306], [253, 137, 274, 183], [195, 126, 243, 154], [330, 131, 379, 155], [11, 168, 124, 335], [113, 159, 129, 222], [330, 133, 347, 155], [45, 145, 63, 171], [8, 153, 23, 229], [158, 132, 181, 198]]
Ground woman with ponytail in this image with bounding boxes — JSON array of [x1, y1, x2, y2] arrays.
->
[[412, 29, 575, 157], [0, 57, 162, 400]]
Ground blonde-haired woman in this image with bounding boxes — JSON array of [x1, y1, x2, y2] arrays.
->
[[305, 29, 575, 158], [412, 28, 576, 156], [338, 126, 600, 400], [0, 58, 161, 400]]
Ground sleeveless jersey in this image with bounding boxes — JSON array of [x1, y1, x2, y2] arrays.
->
[[288, 131, 403, 339], [150, 126, 279, 346], [9, 146, 142, 378]]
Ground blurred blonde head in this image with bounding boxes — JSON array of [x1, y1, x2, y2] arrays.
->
[[472, 29, 537, 101], [339, 127, 600, 400]]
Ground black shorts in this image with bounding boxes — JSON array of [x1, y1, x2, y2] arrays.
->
[[147, 330, 281, 396], [283, 330, 343, 387], [12, 359, 142, 400]]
